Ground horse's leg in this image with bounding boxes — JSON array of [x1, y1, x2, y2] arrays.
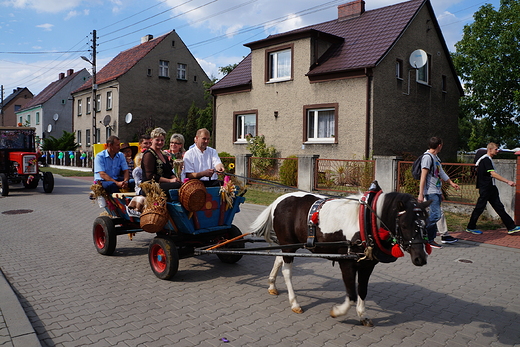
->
[[356, 263, 376, 327], [330, 260, 356, 319], [280, 256, 303, 314], [268, 256, 284, 295]]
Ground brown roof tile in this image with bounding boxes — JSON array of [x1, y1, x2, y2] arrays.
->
[[74, 32, 170, 93], [210, 53, 251, 91], [23, 69, 85, 109], [212, 0, 423, 90]]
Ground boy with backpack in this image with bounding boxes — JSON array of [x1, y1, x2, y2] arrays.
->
[[417, 137, 460, 248]]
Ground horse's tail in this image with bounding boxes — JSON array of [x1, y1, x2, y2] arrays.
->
[[249, 203, 277, 244]]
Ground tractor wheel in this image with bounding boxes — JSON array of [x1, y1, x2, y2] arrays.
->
[[23, 176, 39, 189], [0, 173, 9, 196], [43, 172, 54, 193]]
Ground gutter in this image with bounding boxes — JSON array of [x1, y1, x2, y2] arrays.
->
[[365, 68, 373, 159]]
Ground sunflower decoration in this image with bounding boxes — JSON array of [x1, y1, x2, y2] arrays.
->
[[228, 162, 235, 170]]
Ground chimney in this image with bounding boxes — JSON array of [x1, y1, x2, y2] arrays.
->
[[141, 34, 153, 43], [67, 69, 74, 76], [59, 72, 65, 80], [338, 0, 365, 20]]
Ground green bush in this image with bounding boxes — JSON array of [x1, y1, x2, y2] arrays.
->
[[219, 152, 235, 174], [279, 156, 298, 186]]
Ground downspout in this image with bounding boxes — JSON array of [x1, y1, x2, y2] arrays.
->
[[365, 68, 372, 159], [211, 93, 217, 148]]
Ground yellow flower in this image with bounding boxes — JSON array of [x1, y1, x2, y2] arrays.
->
[[228, 163, 235, 170]]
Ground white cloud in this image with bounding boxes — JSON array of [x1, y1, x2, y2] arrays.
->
[[1, 0, 82, 13], [64, 10, 78, 20], [36, 23, 53, 31]]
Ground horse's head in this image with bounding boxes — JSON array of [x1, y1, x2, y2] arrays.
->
[[395, 198, 432, 266]]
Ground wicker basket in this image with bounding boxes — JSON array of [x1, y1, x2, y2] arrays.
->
[[140, 203, 168, 233], [179, 179, 207, 212]]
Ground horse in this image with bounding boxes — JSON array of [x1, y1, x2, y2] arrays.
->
[[249, 184, 431, 326]]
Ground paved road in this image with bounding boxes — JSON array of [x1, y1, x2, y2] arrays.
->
[[1, 175, 519, 346]]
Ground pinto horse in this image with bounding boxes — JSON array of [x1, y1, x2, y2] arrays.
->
[[249, 186, 431, 326]]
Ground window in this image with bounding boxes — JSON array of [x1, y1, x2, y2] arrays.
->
[[177, 63, 187, 80], [86, 97, 91, 114], [96, 128, 100, 144], [18, 116, 22, 124], [416, 54, 431, 84], [106, 91, 112, 110], [78, 99, 82, 115], [26, 114, 30, 125], [234, 112, 257, 142], [396, 59, 403, 79], [304, 104, 338, 143], [77, 130, 82, 145], [96, 94, 101, 112], [159, 60, 169, 77], [147, 69, 152, 77], [14, 105, 21, 112], [86, 129, 91, 147], [36, 112, 40, 125], [267, 47, 292, 82], [106, 126, 111, 139]]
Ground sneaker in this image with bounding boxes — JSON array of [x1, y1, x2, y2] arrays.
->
[[508, 226, 520, 235], [429, 240, 443, 249], [465, 228, 483, 235], [441, 235, 458, 244]]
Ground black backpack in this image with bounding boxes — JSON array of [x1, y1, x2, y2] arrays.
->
[[411, 152, 434, 180]]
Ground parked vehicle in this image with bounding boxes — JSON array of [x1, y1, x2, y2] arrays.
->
[[0, 126, 54, 196]]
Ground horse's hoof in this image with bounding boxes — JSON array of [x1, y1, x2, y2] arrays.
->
[[292, 307, 304, 314], [330, 310, 337, 318], [360, 318, 373, 327], [268, 288, 278, 295]]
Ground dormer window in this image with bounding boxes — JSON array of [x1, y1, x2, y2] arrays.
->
[[266, 45, 292, 83]]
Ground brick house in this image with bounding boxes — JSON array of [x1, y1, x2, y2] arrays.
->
[[210, 0, 463, 161], [72, 30, 209, 150], [1, 87, 33, 127]]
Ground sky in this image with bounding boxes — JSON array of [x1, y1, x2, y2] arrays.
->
[[0, 0, 502, 98]]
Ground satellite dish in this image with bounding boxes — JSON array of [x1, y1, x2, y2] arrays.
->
[[125, 113, 133, 124], [409, 49, 428, 69], [102, 115, 111, 126], [53, 113, 59, 121], [47, 124, 52, 133]]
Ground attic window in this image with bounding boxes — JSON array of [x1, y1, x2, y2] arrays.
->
[[147, 69, 152, 77], [265, 45, 293, 83], [172, 40, 175, 47], [177, 63, 187, 80], [416, 53, 431, 85], [159, 60, 169, 78]]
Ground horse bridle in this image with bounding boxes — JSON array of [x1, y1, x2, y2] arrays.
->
[[394, 205, 428, 252]]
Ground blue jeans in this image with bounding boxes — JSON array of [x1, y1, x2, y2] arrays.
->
[[425, 193, 442, 241]]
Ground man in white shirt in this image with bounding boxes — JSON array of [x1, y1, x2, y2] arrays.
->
[[183, 128, 224, 187]]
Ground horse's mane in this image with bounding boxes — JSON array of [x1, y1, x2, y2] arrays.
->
[[378, 192, 416, 230]]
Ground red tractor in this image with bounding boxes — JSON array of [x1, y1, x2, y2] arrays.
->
[[0, 126, 54, 196]]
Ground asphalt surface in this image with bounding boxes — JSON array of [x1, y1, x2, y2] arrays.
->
[[1, 175, 519, 346]]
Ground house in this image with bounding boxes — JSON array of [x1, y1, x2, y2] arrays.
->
[[210, 0, 463, 161], [72, 30, 210, 150], [15, 69, 91, 147], [1, 87, 34, 127]]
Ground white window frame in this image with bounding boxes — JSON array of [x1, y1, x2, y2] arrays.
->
[[106, 91, 112, 110], [177, 63, 187, 80], [305, 107, 336, 143], [86, 129, 91, 147], [36, 112, 40, 125], [77, 99, 82, 116], [96, 94, 101, 112], [26, 114, 30, 125], [416, 54, 431, 85], [235, 113, 256, 143], [77, 130, 82, 146], [86, 97, 91, 114], [159, 60, 169, 77], [268, 48, 291, 82], [396, 59, 403, 79]]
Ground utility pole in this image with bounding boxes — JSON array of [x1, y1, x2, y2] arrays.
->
[[0, 85, 4, 126], [82, 30, 97, 145]]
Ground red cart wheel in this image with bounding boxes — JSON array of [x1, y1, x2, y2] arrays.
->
[[93, 216, 117, 255], [149, 237, 179, 280]]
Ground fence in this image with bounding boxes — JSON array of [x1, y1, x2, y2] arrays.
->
[[41, 151, 93, 169], [248, 156, 298, 188], [315, 159, 375, 193]]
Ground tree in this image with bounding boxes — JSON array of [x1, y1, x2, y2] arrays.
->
[[452, 0, 520, 150], [218, 63, 238, 76], [42, 131, 78, 151]]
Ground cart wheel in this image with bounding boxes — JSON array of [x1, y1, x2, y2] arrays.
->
[[93, 216, 117, 255], [149, 237, 179, 280], [217, 225, 244, 264], [0, 173, 8, 196], [23, 177, 39, 189], [42, 172, 54, 193]]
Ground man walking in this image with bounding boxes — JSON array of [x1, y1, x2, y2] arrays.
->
[[418, 137, 460, 248], [466, 143, 520, 235]]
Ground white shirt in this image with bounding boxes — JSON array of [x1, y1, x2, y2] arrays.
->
[[183, 146, 222, 181]]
